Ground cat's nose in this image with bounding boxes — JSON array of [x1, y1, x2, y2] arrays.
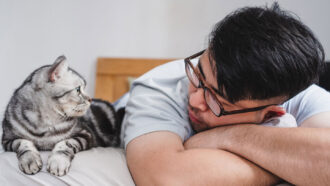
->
[[85, 96, 92, 103]]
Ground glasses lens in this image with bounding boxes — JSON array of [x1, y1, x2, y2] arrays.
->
[[205, 88, 221, 116], [186, 62, 199, 88]]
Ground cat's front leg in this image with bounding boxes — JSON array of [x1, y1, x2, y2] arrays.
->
[[10, 139, 42, 175], [47, 133, 90, 176]]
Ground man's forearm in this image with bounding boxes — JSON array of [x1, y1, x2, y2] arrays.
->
[[229, 125, 330, 185], [187, 125, 330, 185], [127, 131, 280, 186]]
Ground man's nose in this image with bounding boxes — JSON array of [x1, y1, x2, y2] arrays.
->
[[189, 88, 208, 112]]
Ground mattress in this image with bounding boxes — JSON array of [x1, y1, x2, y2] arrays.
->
[[0, 147, 135, 186]]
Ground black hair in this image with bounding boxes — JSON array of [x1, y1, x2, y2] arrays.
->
[[208, 2, 325, 103]]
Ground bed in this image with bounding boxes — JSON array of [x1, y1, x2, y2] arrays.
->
[[1, 57, 329, 186], [0, 57, 172, 186]]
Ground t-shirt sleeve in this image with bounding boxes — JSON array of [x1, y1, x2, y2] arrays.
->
[[121, 81, 192, 149], [284, 85, 330, 126]]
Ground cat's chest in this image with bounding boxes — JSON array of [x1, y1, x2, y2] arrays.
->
[[44, 120, 76, 132], [25, 110, 76, 134], [32, 121, 78, 150], [35, 120, 77, 138]]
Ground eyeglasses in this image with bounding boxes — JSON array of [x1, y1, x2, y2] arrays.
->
[[184, 50, 276, 117]]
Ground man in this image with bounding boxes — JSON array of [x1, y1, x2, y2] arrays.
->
[[121, 3, 330, 185]]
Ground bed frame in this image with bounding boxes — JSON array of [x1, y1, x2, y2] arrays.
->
[[94, 57, 173, 102], [94, 58, 330, 103]]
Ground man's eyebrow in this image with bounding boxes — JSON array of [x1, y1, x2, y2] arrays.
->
[[198, 58, 228, 102]]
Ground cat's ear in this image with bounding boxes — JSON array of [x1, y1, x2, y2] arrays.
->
[[49, 55, 69, 82]]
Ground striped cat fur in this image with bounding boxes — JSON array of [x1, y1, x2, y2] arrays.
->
[[2, 56, 121, 176]]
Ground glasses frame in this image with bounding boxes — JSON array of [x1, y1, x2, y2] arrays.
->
[[184, 50, 276, 117]]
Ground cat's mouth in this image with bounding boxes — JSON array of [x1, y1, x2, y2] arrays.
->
[[74, 108, 86, 113], [73, 103, 90, 115]]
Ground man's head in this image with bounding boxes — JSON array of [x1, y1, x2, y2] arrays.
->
[[187, 3, 325, 131], [209, 3, 325, 103]]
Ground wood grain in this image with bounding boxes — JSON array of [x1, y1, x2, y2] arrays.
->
[[95, 58, 174, 102]]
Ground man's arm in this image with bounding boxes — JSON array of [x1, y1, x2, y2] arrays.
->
[[126, 131, 280, 186], [184, 112, 330, 186]]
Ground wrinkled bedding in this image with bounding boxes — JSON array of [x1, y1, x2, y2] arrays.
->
[[0, 147, 134, 186]]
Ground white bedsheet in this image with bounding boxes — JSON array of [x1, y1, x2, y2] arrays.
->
[[0, 147, 135, 186]]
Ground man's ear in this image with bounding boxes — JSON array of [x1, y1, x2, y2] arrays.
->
[[49, 55, 68, 82], [258, 105, 286, 123]]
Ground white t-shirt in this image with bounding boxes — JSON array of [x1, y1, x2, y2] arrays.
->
[[120, 59, 330, 148]]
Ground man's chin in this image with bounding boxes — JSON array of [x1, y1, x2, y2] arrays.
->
[[189, 119, 208, 132]]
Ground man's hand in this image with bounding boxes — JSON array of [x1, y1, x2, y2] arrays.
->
[[185, 117, 330, 186], [184, 125, 231, 150]]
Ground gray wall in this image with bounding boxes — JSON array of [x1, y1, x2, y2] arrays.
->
[[0, 0, 329, 120]]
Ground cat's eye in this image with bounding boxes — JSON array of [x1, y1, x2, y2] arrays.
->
[[76, 86, 81, 94]]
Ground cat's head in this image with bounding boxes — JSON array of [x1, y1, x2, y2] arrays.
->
[[27, 56, 91, 118]]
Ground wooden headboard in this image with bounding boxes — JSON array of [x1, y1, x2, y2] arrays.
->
[[94, 58, 173, 102]]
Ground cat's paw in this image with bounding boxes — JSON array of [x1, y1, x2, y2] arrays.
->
[[18, 150, 43, 175], [47, 153, 72, 176]]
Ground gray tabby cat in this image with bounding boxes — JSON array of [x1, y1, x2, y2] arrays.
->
[[2, 56, 121, 176]]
